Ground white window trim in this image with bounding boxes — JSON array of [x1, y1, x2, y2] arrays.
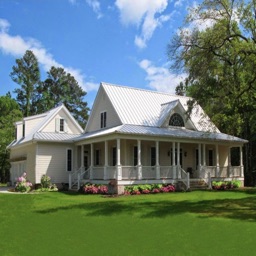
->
[[56, 118, 67, 133]]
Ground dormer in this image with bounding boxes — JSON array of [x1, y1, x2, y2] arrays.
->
[[158, 100, 196, 130]]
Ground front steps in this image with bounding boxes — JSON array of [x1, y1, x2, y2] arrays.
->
[[189, 179, 209, 190]]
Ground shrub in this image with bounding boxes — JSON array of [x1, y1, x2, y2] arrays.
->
[[83, 183, 108, 195], [124, 184, 175, 195], [38, 175, 58, 192], [40, 175, 51, 188], [212, 180, 242, 190], [15, 172, 32, 193]]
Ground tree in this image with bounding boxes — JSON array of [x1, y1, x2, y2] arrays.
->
[[0, 95, 22, 182], [167, 0, 256, 185], [10, 50, 40, 117], [36, 66, 89, 128]]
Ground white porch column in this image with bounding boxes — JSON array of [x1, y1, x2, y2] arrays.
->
[[240, 146, 244, 177], [177, 142, 181, 178], [104, 141, 108, 180], [137, 140, 142, 180], [215, 144, 220, 177], [90, 143, 94, 179], [198, 144, 202, 177], [117, 138, 122, 180], [156, 141, 160, 179], [203, 144, 206, 167], [81, 145, 84, 168], [228, 147, 232, 177], [172, 142, 176, 179]]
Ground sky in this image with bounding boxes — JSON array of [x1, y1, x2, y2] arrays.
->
[[0, 0, 198, 108]]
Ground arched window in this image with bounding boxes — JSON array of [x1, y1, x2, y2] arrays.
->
[[169, 113, 184, 127]]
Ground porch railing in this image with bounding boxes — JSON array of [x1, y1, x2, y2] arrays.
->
[[69, 166, 88, 189]]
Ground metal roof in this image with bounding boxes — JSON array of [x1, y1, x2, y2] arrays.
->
[[77, 124, 247, 144], [101, 82, 219, 132]]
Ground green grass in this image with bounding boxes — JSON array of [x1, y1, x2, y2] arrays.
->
[[1, 189, 256, 256]]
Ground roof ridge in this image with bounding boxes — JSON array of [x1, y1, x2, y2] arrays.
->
[[101, 82, 191, 99]]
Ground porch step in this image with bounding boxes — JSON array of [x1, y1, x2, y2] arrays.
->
[[189, 180, 208, 190]]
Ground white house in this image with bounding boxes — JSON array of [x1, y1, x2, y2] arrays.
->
[[8, 82, 247, 193]]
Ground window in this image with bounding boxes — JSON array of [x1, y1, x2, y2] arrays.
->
[[60, 118, 65, 132], [151, 147, 156, 166], [208, 149, 213, 166], [67, 149, 72, 171], [100, 112, 107, 128], [95, 149, 100, 165], [112, 147, 117, 166], [169, 113, 184, 127], [22, 123, 25, 138], [56, 118, 66, 133], [133, 146, 138, 166]]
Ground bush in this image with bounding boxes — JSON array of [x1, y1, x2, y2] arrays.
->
[[83, 183, 108, 195], [40, 175, 51, 188], [37, 175, 58, 192], [15, 172, 32, 193], [212, 180, 242, 190], [124, 184, 176, 195]]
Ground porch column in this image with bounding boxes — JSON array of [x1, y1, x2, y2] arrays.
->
[[90, 143, 94, 179], [228, 147, 232, 177], [177, 142, 181, 178], [117, 138, 122, 180], [202, 144, 206, 167], [240, 146, 244, 177], [104, 141, 108, 180], [198, 143, 202, 177], [137, 140, 142, 180], [156, 141, 160, 179], [172, 142, 176, 179], [215, 144, 220, 177], [81, 145, 84, 168]]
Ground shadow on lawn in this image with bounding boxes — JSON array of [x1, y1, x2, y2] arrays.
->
[[36, 195, 256, 222]]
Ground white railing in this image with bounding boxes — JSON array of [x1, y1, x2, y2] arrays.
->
[[160, 166, 173, 179], [229, 166, 241, 177], [219, 167, 228, 177], [180, 167, 190, 189], [204, 166, 216, 177], [92, 167, 104, 179], [122, 166, 137, 180], [141, 166, 156, 179], [69, 166, 88, 189], [106, 166, 117, 179]]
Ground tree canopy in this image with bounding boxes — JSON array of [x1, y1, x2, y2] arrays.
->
[[10, 50, 89, 128], [0, 95, 22, 182], [36, 66, 89, 127], [168, 0, 256, 184], [10, 50, 40, 117]]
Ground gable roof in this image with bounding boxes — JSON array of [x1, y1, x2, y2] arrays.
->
[[100, 82, 219, 132], [8, 103, 83, 148]]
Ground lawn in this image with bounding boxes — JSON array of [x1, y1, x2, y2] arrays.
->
[[1, 189, 256, 256]]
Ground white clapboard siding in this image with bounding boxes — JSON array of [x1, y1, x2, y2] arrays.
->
[[10, 144, 36, 183], [36, 143, 75, 184], [86, 87, 122, 132]]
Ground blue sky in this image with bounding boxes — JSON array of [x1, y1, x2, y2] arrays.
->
[[0, 0, 198, 107]]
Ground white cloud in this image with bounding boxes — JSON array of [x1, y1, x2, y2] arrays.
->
[[86, 0, 103, 19], [115, 0, 170, 49], [0, 18, 98, 92], [139, 59, 186, 93]]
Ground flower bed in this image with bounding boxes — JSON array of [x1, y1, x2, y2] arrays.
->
[[15, 173, 32, 193], [82, 183, 108, 195], [212, 180, 241, 190], [124, 184, 175, 195]]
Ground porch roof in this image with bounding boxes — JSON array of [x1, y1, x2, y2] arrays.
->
[[77, 124, 248, 144]]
